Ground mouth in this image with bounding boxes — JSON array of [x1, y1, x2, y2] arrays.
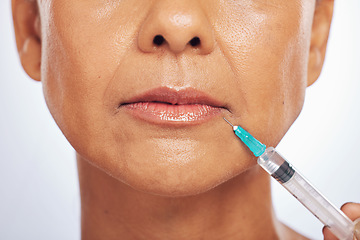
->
[[119, 87, 227, 125]]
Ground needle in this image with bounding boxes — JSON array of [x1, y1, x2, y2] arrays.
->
[[223, 117, 234, 127]]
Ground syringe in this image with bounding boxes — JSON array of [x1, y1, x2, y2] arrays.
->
[[223, 118, 359, 240]]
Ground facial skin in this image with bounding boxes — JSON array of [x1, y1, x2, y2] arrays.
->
[[13, 0, 333, 198]]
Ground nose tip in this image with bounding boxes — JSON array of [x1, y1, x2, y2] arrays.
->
[[138, 5, 215, 55]]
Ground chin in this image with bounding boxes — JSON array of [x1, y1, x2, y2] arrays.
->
[[116, 167, 242, 198], [90, 138, 256, 197]]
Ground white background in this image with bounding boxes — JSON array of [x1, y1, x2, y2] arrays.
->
[[1, 1, 359, 239]]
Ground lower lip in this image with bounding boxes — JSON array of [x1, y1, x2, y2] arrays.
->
[[123, 102, 222, 124]]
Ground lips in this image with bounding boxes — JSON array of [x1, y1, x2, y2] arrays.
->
[[119, 87, 225, 124]]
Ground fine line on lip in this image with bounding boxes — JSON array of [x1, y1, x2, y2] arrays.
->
[[123, 102, 222, 124]]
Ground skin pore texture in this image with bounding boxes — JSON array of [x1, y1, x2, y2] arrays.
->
[[12, 0, 353, 239]]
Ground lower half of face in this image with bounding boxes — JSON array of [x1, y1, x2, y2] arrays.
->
[[40, 0, 313, 196]]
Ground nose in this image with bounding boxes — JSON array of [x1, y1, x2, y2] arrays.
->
[[138, 1, 215, 55]]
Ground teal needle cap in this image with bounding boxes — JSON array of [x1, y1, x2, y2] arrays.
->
[[233, 126, 266, 157], [223, 118, 266, 157]]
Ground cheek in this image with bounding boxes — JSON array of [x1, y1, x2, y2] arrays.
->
[[214, 2, 313, 146], [40, 1, 146, 158]]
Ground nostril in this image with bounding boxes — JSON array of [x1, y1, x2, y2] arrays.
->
[[153, 35, 165, 46], [189, 37, 200, 47]]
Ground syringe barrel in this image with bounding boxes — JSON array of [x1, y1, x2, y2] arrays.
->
[[258, 147, 354, 240]]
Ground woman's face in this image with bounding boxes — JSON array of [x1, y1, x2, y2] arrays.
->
[[34, 0, 317, 196]]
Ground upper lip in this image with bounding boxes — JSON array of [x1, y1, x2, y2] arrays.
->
[[119, 87, 225, 108]]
